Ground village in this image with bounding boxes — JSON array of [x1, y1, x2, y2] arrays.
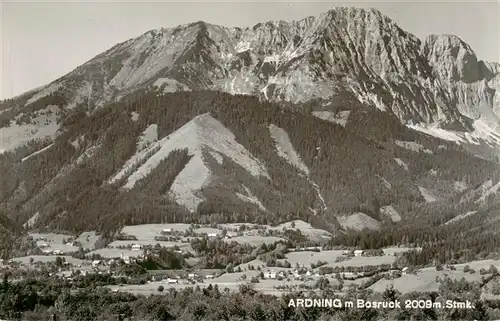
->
[[2, 221, 499, 298]]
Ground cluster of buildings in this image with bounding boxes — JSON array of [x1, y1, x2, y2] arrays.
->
[[262, 268, 321, 280], [131, 244, 142, 251], [149, 271, 218, 284], [342, 250, 364, 257], [161, 228, 235, 239], [91, 253, 138, 269], [38, 243, 65, 255], [288, 247, 322, 252]]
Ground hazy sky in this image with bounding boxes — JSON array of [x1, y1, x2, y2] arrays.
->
[[1, 0, 499, 99]]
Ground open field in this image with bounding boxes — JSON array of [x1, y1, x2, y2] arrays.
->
[[75, 231, 100, 250], [106, 275, 323, 297], [193, 227, 222, 235], [29, 232, 80, 253], [382, 247, 421, 256], [217, 223, 263, 232], [217, 220, 331, 241], [277, 247, 418, 270], [223, 235, 284, 246], [107, 280, 244, 295], [215, 270, 261, 282], [107, 240, 191, 249], [267, 220, 332, 240], [319, 255, 396, 269], [279, 250, 345, 267], [120, 224, 192, 240], [86, 248, 145, 259], [369, 266, 492, 293], [452, 259, 500, 271], [11, 255, 88, 266], [29, 232, 74, 242]]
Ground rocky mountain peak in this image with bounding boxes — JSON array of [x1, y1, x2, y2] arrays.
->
[[3, 6, 499, 149], [422, 34, 481, 83]]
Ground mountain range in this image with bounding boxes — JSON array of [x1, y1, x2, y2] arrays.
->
[[0, 7, 499, 253]]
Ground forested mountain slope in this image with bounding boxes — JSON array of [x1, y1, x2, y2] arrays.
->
[[0, 91, 498, 240]]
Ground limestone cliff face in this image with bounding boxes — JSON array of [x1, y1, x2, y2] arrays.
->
[[421, 34, 500, 130], [11, 7, 500, 134]]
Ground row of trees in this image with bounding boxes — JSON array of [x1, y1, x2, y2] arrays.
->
[[0, 272, 496, 321]]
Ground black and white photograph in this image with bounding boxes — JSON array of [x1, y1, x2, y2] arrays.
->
[[1, 0, 500, 320]]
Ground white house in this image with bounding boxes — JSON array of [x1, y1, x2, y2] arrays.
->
[[162, 228, 172, 233], [121, 254, 131, 264], [342, 272, 358, 280], [53, 249, 63, 255], [354, 250, 363, 257], [92, 260, 102, 268], [402, 267, 409, 275], [206, 274, 215, 279], [131, 244, 142, 251], [305, 270, 312, 277], [167, 278, 178, 284], [264, 270, 277, 279], [207, 233, 218, 238], [342, 250, 352, 255], [188, 273, 197, 279]]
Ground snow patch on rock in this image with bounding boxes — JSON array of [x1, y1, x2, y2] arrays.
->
[[234, 41, 252, 53], [407, 123, 464, 144]]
